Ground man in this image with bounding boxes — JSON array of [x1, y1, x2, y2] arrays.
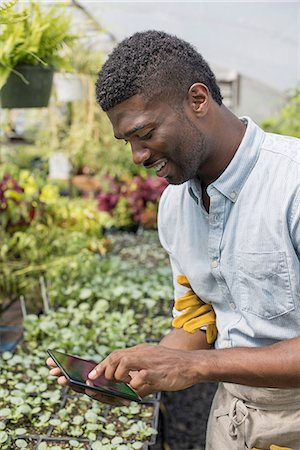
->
[[48, 31, 300, 449]]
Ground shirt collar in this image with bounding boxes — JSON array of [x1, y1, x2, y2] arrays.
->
[[188, 117, 265, 204]]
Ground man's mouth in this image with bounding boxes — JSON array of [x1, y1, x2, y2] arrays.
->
[[153, 160, 167, 174], [146, 159, 168, 176]]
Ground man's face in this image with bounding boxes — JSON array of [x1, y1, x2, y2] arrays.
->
[[107, 94, 209, 185]]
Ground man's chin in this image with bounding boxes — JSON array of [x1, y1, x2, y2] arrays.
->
[[166, 175, 190, 185]]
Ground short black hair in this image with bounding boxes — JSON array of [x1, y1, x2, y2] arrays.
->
[[96, 30, 223, 111]]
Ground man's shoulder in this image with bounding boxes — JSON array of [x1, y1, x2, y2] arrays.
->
[[158, 182, 191, 228], [158, 182, 192, 252], [262, 131, 300, 165], [159, 182, 189, 210]]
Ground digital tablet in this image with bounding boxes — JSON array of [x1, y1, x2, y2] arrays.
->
[[47, 349, 142, 402]]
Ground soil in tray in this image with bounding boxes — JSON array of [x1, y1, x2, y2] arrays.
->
[[17, 422, 50, 437], [3, 418, 50, 437]]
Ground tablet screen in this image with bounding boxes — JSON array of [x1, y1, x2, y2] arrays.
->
[[49, 349, 140, 401]]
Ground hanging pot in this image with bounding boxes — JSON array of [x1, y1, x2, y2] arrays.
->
[[54, 73, 84, 102], [0, 65, 54, 109]]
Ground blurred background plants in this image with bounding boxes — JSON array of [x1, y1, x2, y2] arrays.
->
[[261, 86, 300, 138], [97, 174, 168, 229]]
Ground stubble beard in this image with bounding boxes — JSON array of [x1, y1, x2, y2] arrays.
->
[[169, 127, 207, 186]]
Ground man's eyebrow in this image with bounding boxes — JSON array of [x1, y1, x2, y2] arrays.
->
[[114, 123, 152, 140]]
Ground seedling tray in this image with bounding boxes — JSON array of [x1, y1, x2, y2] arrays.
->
[[13, 386, 160, 449]]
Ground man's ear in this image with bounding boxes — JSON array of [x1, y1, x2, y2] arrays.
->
[[187, 83, 209, 116]]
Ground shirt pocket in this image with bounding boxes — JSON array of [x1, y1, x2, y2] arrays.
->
[[237, 251, 294, 319]]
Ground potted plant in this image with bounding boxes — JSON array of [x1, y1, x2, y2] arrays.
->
[[54, 72, 84, 103], [54, 44, 103, 103], [0, 1, 76, 108]]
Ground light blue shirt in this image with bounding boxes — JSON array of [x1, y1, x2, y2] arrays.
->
[[158, 117, 300, 349]]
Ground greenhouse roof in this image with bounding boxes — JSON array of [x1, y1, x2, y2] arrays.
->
[[79, 1, 300, 92]]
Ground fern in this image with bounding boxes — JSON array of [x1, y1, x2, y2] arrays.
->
[[0, 0, 17, 12], [0, 0, 28, 24], [0, 1, 77, 88]]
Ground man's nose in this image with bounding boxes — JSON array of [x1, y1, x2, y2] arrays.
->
[[131, 142, 151, 166]]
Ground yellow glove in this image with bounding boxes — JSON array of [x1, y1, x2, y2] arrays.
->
[[270, 446, 293, 450], [252, 446, 293, 450], [172, 274, 217, 344]]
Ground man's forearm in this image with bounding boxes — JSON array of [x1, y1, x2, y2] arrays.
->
[[197, 336, 300, 388], [88, 336, 300, 396], [159, 327, 212, 351]]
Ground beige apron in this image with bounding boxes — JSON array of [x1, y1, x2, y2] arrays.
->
[[205, 382, 300, 450]]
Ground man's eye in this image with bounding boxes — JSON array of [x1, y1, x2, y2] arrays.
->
[[141, 130, 153, 141]]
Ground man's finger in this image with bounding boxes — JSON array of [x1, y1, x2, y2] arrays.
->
[[113, 356, 135, 384], [88, 345, 151, 381], [46, 357, 56, 368], [57, 376, 68, 385], [129, 368, 161, 394], [88, 362, 105, 380], [49, 367, 62, 377]]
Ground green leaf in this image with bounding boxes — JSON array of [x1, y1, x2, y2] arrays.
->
[[15, 439, 28, 448], [111, 437, 123, 445], [16, 404, 31, 416], [72, 415, 84, 425], [132, 443, 143, 449], [11, 397, 24, 406], [86, 423, 99, 431], [37, 443, 48, 450], [49, 419, 61, 426], [0, 431, 8, 443], [15, 428, 27, 435], [79, 287, 92, 299], [1, 352, 12, 360], [0, 408, 11, 418], [84, 411, 98, 423], [91, 442, 103, 450]]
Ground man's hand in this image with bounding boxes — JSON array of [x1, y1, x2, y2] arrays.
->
[[87, 343, 202, 397], [46, 357, 129, 406]]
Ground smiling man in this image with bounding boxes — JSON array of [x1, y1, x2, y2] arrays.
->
[[48, 31, 300, 449]]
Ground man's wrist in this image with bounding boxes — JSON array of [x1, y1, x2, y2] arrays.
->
[[191, 349, 213, 383]]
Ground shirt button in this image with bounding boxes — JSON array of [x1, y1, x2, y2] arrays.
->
[[220, 340, 232, 349], [229, 302, 237, 310], [230, 191, 237, 200], [211, 260, 219, 269]]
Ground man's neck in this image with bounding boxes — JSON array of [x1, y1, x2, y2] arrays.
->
[[197, 107, 247, 187]]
